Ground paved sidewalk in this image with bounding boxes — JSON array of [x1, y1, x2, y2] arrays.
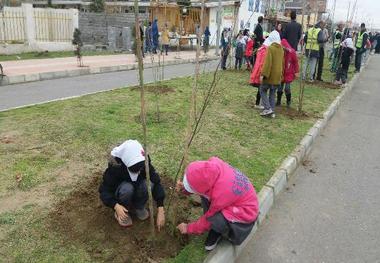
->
[[1, 50, 214, 76], [0, 59, 219, 111], [237, 55, 380, 263]]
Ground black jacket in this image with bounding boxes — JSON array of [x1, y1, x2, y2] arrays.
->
[[283, 20, 302, 51], [99, 157, 165, 208], [254, 23, 264, 48]]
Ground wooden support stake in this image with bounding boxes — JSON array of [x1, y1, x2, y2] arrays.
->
[[134, 0, 155, 235]]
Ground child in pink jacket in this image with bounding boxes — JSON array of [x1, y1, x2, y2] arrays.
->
[[176, 157, 259, 251], [276, 39, 299, 107]]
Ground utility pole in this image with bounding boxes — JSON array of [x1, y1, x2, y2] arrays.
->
[[331, 0, 337, 36], [215, 0, 222, 56]]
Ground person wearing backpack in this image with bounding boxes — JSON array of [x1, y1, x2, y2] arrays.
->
[[259, 30, 284, 118]]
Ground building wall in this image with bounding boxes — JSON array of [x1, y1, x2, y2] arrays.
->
[[238, 0, 264, 33], [78, 12, 148, 47], [208, 4, 240, 45]]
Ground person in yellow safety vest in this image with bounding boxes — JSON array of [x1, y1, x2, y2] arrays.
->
[[355, 23, 369, 72], [329, 23, 344, 61], [302, 21, 325, 82]]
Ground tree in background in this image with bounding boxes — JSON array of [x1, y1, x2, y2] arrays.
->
[[89, 0, 104, 13], [72, 28, 84, 67]]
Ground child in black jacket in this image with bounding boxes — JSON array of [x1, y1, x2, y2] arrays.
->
[[99, 140, 165, 230]]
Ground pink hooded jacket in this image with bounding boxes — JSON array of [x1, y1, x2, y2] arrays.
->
[[281, 39, 299, 83], [185, 157, 259, 235]]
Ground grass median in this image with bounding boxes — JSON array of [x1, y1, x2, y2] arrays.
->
[[0, 67, 344, 262]]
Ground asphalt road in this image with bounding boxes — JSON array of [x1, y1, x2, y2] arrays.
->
[[0, 59, 219, 111], [238, 55, 380, 263]]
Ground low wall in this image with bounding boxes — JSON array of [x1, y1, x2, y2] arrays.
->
[[79, 12, 149, 48], [0, 42, 74, 55]]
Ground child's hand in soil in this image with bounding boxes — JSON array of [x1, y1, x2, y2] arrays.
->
[[156, 207, 165, 232], [114, 203, 129, 220], [177, 223, 188, 234], [176, 180, 184, 192]]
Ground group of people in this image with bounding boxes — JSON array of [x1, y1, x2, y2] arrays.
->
[[222, 10, 375, 118], [99, 140, 259, 251], [137, 19, 170, 56], [225, 12, 302, 118]]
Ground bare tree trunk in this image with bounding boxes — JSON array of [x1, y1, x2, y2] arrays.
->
[[298, 0, 318, 114], [169, 0, 206, 227], [134, 0, 155, 234], [297, 0, 306, 113]]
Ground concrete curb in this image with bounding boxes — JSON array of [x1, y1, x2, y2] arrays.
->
[[204, 56, 371, 263], [0, 56, 218, 86]]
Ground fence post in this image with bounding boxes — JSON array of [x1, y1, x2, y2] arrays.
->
[[22, 3, 36, 45], [71, 8, 79, 30]]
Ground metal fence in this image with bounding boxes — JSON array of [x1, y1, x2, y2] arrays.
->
[[0, 7, 26, 43], [0, 5, 76, 44], [34, 8, 74, 42]]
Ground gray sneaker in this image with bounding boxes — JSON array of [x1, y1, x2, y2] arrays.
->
[[260, 109, 274, 116], [136, 208, 149, 221], [254, 105, 264, 110]]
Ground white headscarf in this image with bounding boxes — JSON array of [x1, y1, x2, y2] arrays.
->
[[183, 174, 195, 194], [111, 140, 145, 181], [268, 30, 281, 44], [263, 30, 281, 47]]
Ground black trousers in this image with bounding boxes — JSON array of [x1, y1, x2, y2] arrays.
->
[[201, 197, 255, 245], [316, 47, 325, 80], [355, 49, 363, 71]]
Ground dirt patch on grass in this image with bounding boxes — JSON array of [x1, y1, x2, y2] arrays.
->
[[306, 80, 342, 89], [48, 173, 192, 263], [131, 85, 175, 94], [0, 136, 14, 144], [275, 106, 313, 120], [134, 111, 181, 124], [246, 100, 313, 120]]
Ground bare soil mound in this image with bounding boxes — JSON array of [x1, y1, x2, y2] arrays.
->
[[131, 85, 175, 94], [48, 173, 192, 263]]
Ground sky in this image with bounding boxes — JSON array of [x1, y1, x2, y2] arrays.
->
[[328, 0, 380, 30]]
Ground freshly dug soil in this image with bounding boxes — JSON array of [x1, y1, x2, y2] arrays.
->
[[305, 80, 342, 89], [134, 111, 181, 124], [48, 173, 193, 263], [130, 85, 175, 94], [246, 100, 312, 120], [275, 106, 312, 119]]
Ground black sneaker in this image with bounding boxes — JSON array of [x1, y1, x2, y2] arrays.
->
[[204, 230, 222, 251]]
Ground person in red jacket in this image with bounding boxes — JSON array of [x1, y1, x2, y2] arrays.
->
[[277, 39, 299, 107], [245, 35, 255, 70], [176, 157, 259, 251]]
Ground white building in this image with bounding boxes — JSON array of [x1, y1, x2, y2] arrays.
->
[[203, 0, 264, 45], [237, 0, 264, 34]]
